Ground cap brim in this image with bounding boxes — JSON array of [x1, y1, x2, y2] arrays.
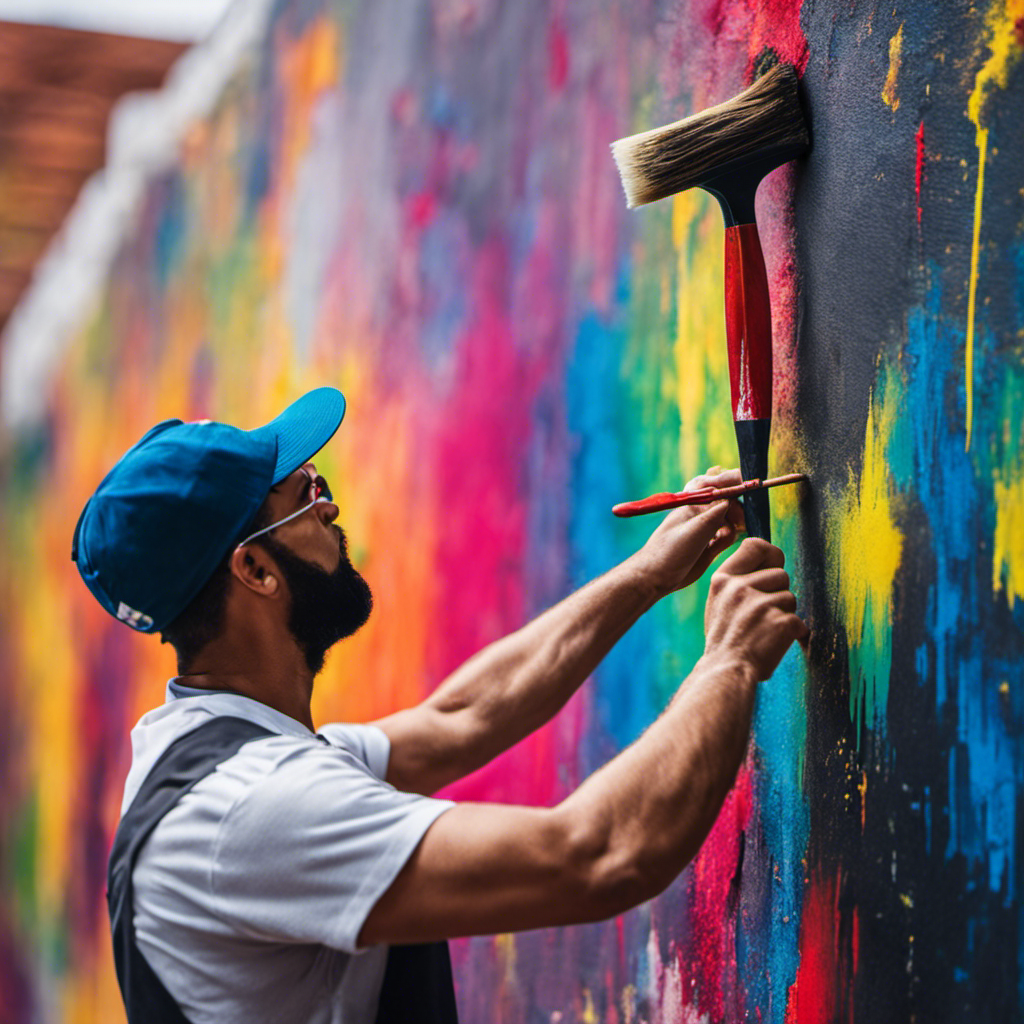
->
[[248, 387, 347, 483]]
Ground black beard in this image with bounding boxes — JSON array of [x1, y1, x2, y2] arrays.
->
[[259, 528, 373, 675]]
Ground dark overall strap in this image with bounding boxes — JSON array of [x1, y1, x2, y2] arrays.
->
[[108, 713, 459, 1023], [375, 940, 459, 1023], [108, 716, 274, 1024]]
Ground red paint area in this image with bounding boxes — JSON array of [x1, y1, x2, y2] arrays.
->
[[683, 763, 754, 1019], [784, 871, 838, 1024], [784, 869, 858, 1024], [724, 223, 773, 421], [746, 0, 810, 75], [695, 0, 807, 75], [915, 121, 925, 225]]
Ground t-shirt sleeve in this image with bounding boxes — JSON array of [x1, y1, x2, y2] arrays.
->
[[209, 744, 453, 953], [317, 722, 391, 780]]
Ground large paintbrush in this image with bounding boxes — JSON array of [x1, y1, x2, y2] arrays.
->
[[611, 63, 810, 541]]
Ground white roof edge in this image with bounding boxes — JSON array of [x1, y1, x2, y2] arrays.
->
[[0, 0, 277, 433]]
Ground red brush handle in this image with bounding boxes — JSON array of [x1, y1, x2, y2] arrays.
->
[[724, 223, 773, 421], [612, 490, 716, 517]]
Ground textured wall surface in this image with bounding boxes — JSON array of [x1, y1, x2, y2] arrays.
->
[[1, 1, 1022, 1021]]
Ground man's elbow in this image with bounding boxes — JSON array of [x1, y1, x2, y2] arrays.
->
[[554, 812, 679, 924]]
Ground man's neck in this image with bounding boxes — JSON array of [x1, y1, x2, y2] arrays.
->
[[176, 662, 316, 732]]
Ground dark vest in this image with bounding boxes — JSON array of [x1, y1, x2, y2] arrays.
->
[[107, 715, 458, 1023]]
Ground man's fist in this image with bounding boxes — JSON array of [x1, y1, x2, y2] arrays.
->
[[703, 538, 808, 682], [633, 467, 746, 597]]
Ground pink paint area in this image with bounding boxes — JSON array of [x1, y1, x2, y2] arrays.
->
[[693, 0, 808, 89], [405, 191, 437, 231], [548, 20, 570, 91], [442, 688, 587, 807], [758, 164, 801, 421], [428, 237, 575, 809], [430, 242, 530, 673]]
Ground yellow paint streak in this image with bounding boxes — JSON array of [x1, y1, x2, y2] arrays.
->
[[881, 23, 904, 110], [620, 983, 637, 1024], [827, 376, 904, 741], [992, 470, 1024, 606], [580, 988, 598, 1024], [965, 0, 1024, 449], [671, 190, 734, 476], [495, 932, 518, 983], [832, 393, 903, 646], [21, 528, 77, 919]]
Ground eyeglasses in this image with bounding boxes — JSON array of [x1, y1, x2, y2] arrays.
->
[[237, 468, 333, 547]]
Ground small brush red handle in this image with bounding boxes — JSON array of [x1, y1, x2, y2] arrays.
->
[[724, 224, 773, 421]]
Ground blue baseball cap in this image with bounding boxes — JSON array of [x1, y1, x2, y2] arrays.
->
[[71, 387, 346, 633]]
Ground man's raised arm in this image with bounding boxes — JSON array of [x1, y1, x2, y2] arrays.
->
[[375, 469, 745, 796], [359, 537, 807, 946]]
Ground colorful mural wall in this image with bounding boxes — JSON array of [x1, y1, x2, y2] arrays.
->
[[1, 0, 1022, 1020]]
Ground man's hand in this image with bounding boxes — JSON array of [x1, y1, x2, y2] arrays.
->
[[631, 467, 746, 598], [703, 537, 808, 681]]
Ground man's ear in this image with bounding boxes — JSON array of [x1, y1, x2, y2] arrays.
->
[[229, 545, 280, 596]]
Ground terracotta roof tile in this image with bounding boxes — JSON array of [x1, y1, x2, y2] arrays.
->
[[0, 20, 188, 332]]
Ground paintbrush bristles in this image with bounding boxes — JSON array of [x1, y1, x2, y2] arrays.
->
[[611, 64, 809, 208]]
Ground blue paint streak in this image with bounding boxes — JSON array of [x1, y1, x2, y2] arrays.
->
[[153, 174, 187, 290], [745, 509, 810, 1023], [904, 272, 1021, 904], [924, 785, 932, 856], [420, 211, 470, 377], [565, 304, 658, 757]]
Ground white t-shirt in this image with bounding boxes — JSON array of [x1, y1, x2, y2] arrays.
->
[[121, 682, 454, 1024]]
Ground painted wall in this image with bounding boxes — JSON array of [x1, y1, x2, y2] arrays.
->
[[1, 0, 1022, 1020]]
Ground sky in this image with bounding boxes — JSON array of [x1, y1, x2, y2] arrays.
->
[[0, 0, 236, 40]]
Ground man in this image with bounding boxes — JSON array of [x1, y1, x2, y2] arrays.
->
[[73, 387, 807, 1024]]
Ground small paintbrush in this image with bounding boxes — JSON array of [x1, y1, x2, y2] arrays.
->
[[612, 472, 808, 518]]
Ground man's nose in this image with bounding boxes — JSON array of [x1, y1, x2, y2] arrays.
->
[[317, 498, 339, 525]]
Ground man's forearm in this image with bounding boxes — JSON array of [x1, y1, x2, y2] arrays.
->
[[423, 553, 662, 773], [553, 652, 758, 916], [553, 525, 808, 915]]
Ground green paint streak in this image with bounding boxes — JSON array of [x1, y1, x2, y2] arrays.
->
[[847, 590, 896, 748], [9, 792, 39, 937]]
